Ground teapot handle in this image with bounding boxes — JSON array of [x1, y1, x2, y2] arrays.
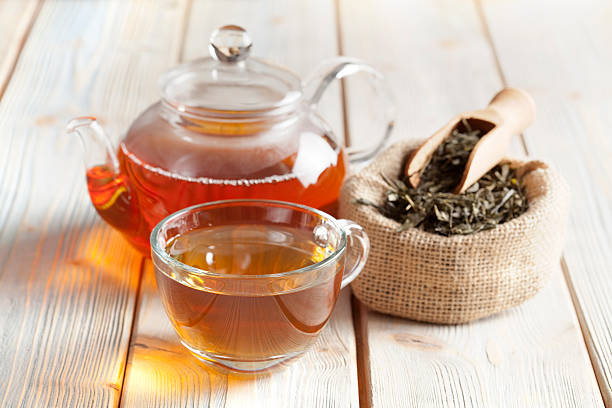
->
[[305, 57, 395, 163]]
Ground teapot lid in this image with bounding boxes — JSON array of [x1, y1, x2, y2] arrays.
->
[[159, 25, 302, 115]]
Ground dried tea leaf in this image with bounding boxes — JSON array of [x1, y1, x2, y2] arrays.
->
[[356, 119, 529, 236]]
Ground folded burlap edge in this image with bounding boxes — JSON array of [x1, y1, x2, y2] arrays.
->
[[339, 140, 570, 324]]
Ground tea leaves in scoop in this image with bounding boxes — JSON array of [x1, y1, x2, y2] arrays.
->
[[356, 119, 529, 236]]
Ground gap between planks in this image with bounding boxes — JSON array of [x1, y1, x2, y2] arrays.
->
[[351, 296, 373, 408], [176, 0, 194, 63], [334, 0, 351, 149], [560, 257, 612, 407], [116, 256, 146, 408], [334, 0, 373, 405], [474, 0, 608, 404], [0, 0, 44, 101], [474, 0, 530, 156]]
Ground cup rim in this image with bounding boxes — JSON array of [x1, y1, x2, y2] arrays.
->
[[150, 199, 347, 279]]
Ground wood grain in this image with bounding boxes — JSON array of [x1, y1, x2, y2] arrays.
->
[[338, 0, 604, 406], [0, 0, 42, 98], [479, 0, 612, 404], [0, 0, 189, 406], [120, 0, 358, 406]]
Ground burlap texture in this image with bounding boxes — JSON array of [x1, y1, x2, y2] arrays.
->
[[339, 140, 570, 324]]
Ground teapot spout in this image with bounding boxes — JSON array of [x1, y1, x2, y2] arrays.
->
[[66, 116, 119, 174], [67, 117, 142, 246]]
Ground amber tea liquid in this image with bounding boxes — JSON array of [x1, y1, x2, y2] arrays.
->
[[86, 137, 346, 254], [155, 224, 343, 366]]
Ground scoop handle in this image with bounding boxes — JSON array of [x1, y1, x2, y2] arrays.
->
[[454, 88, 536, 193], [485, 87, 536, 133]]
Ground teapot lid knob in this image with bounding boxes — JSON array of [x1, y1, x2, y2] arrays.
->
[[209, 25, 252, 63]]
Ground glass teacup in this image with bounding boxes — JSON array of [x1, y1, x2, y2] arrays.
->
[[150, 199, 369, 372]]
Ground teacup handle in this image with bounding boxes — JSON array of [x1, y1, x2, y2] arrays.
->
[[304, 57, 396, 163], [336, 219, 370, 289]]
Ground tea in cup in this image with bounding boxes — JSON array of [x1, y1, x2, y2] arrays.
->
[[151, 199, 369, 371]]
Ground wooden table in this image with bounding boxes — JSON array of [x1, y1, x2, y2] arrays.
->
[[1, 1, 610, 406]]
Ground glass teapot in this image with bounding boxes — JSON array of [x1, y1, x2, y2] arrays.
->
[[67, 25, 394, 254]]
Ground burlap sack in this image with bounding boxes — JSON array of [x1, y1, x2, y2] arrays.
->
[[339, 140, 570, 324]]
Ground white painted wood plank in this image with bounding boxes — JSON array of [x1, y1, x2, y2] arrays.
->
[[339, 0, 604, 406], [339, 0, 502, 149], [480, 0, 612, 404], [0, 0, 41, 95], [0, 0, 189, 406], [121, 1, 359, 406], [364, 272, 602, 407]]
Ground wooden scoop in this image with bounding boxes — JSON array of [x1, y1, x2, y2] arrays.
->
[[404, 88, 536, 193]]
